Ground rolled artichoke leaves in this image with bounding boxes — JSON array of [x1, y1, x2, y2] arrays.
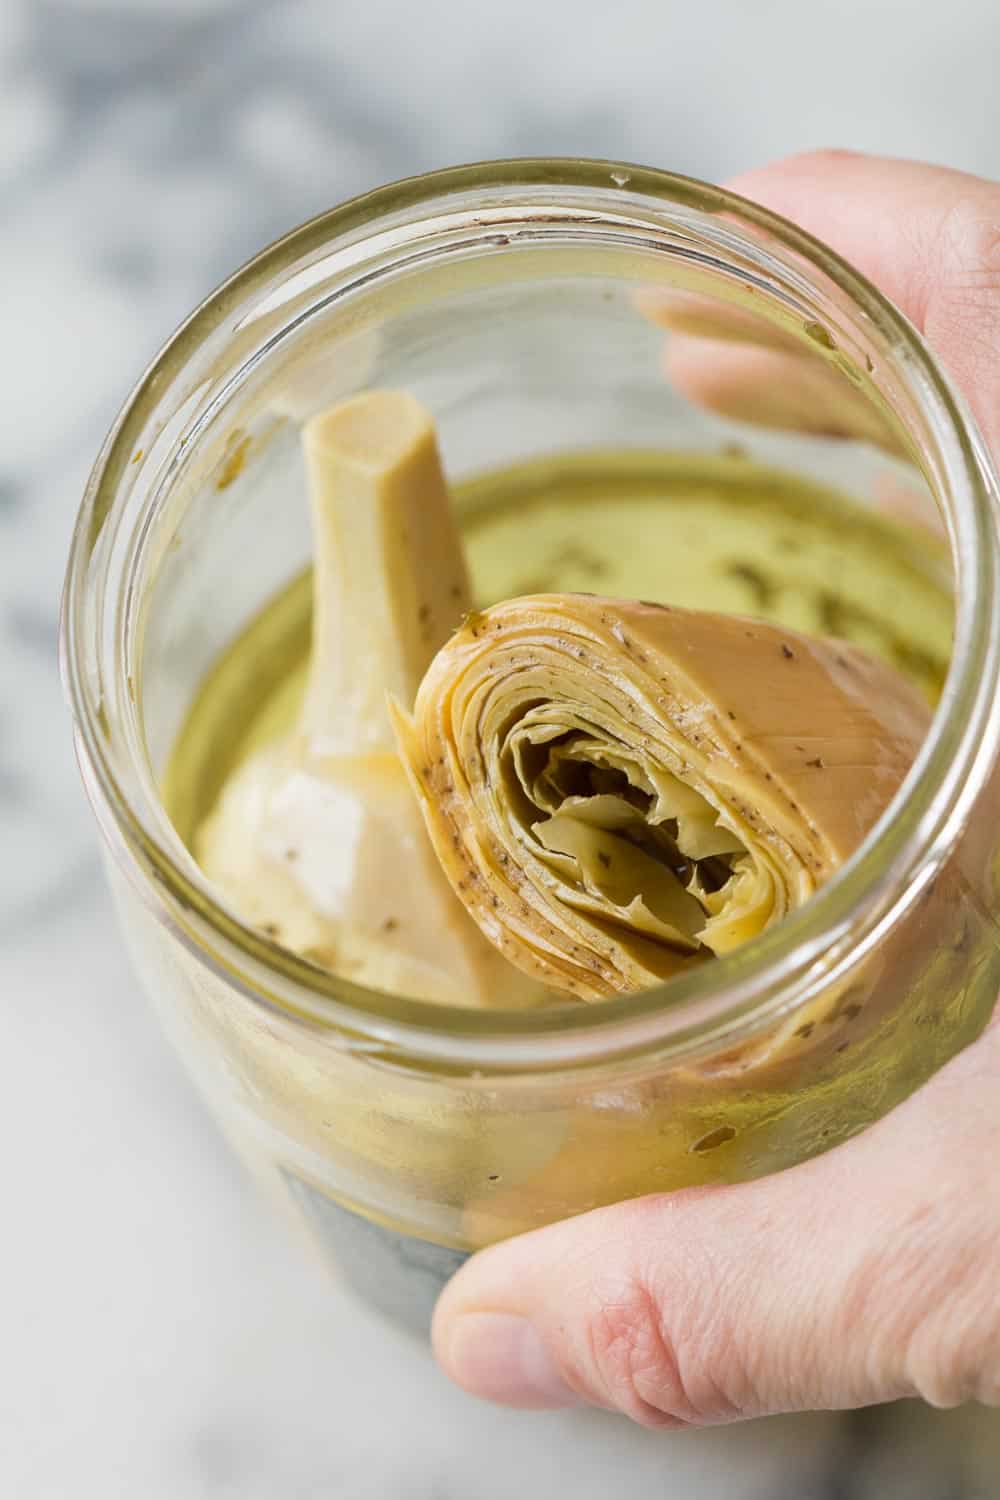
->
[[392, 597, 929, 996]]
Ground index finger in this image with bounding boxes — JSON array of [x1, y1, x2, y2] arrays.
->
[[729, 150, 1000, 454]]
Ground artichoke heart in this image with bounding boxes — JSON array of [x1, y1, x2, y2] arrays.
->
[[393, 593, 931, 1000]]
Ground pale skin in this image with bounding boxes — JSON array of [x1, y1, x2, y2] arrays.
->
[[432, 151, 1000, 1425]]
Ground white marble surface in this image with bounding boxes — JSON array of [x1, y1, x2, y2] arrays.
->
[[4, 0, 1000, 1494]]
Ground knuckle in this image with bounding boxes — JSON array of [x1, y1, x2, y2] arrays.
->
[[841, 1194, 1000, 1411], [902, 1246, 1000, 1409], [932, 196, 1000, 320], [940, 196, 1000, 272], [904, 1313, 1000, 1409], [585, 1274, 688, 1428], [583, 1265, 746, 1429]]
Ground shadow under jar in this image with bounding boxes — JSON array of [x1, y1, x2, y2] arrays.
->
[[62, 160, 1000, 1338]]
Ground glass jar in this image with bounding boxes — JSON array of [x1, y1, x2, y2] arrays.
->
[[61, 160, 1000, 1338]]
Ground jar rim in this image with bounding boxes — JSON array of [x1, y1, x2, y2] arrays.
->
[[61, 157, 1000, 1074]]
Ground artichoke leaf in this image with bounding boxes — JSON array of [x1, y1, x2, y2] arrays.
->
[[393, 593, 931, 1001]]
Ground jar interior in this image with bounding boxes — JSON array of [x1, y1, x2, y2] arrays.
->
[[116, 213, 955, 989]]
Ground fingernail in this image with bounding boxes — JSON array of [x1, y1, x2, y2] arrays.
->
[[444, 1313, 581, 1409]]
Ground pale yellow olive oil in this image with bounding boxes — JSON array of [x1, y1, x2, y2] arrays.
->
[[166, 448, 952, 848], [159, 450, 983, 1282]]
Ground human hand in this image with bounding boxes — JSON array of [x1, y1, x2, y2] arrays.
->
[[432, 151, 1000, 1427]]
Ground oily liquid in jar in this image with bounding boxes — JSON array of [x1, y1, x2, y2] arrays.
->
[[160, 446, 966, 1328], [165, 448, 951, 847]]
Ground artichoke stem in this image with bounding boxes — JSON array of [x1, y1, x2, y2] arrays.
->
[[300, 389, 472, 753]]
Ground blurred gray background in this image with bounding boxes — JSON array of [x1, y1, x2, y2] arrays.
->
[[4, 1, 1000, 1496]]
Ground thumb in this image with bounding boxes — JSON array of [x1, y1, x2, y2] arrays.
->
[[433, 1027, 1000, 1426]]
